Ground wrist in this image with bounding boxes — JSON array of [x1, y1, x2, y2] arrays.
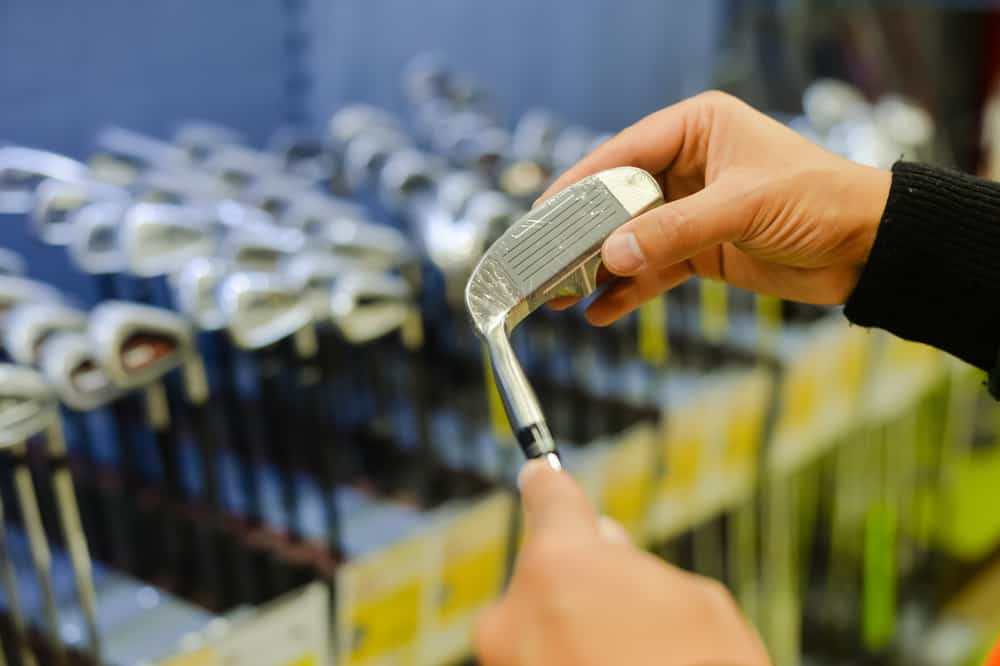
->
[[849, 165, 892, 267]]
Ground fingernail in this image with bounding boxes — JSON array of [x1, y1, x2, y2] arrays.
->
[[603, 231, 645, 273], [599, 516, 630, 545], [517, 460, 548, 492]]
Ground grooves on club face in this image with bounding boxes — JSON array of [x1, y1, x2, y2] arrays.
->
[[465, 167, 663, 460]]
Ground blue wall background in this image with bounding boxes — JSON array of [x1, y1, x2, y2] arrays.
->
[[0, 0, 721, 296]]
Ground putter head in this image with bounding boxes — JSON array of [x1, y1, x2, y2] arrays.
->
[[280, 193, 366, 233], [3, 303, 87, 366], [67, 200, 129, 275], [0, 364, 57, 447], [173, 121, 246, 161], [119, 202, 219, 277], [0, 248, 26, 277], [217, 271, 313, 350], [31, 178, 125, 246], [87, 301, 195, 389], [465, 167, 662, 461], [39, 332, 123, 411], [0, 276, 63, 321], [169, 256, 230, 331], [329, 271, 416, 344], [220, 225, 305, 272], [283, 251, 368, 319], [0, 146, 90, 214], [91, 127, 190, 186]]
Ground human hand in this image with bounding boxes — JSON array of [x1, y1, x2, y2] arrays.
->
[[539, 91, 892, 325], [475, 460, 771, 666]]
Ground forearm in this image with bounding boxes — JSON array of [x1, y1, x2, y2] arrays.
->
[[845, 161, 1000, 391]]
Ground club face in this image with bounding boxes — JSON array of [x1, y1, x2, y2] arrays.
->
[[2, 303, 87, 366], [0, 146, 90, 214], [39, 333, 123, 411], [218, 271, 313, 350], [120, 203, 218, 277], [329, 271, 415, 344], [465, 166, 663, 338], [170, 256, 230, 331], [0, 364, 56, 447], [31, 178, 125, 246], [88, 301, 192, 389], [68, 200, 129, 274]]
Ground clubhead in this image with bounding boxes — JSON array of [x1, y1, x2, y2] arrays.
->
[[342, 126, 411, 191], [217, 271, 313, 350], [311, 218, 416, 273], [283, 251, 368, 319], [329, 271, 416, 344], [0, 146, 90, 214], [280, 193, 366, 233], [2, 303, 87, 366], [87, 301, 195, 389], [378, 149, 440, 212], [436, 170, 490, 218], [39, 332, 123, 411], [134, 168, 231, 205], [119, 202, 219, 277], [169, 256, 230, 331], [328, 105, 402, 151], [465, 167, 662, 457], [220, 225, 306, 272], [0, 277, 63, 320], [31, 178, 126, 246], [203, 145, 282, 195], [173, 121, 246, 161], [242, 174, 317, 220], [0, 248, 26, 277], [0, 364, 57, 447], [91, 126, 190, 186], [67, 200, 129, 274]]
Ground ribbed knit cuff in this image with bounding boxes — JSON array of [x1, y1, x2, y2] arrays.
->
[[845, 162, 1000, 391]]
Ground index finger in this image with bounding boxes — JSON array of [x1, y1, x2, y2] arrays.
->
[[536, 95, 701, 205]]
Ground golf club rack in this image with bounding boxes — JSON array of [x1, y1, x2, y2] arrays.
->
[[0, 58, 998, 666]]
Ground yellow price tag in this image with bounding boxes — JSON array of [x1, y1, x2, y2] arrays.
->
[[349, 581, 423, 664], [482, 346, 513, 443], [638, 295, 669, 365], [665, 428, 704, 492], [438, 543, 506, 622], [700, 280, 728, 342], [157, 649, 219, 666], [724, 392, 765, 470]]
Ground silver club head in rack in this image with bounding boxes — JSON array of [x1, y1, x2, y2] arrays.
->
[[0, 146, 90, 214], [39, 332, 124, 411], [217, 271, 314, 351], [465, 166, 663, 465], [119, 202, 219, 277], [2, 303, 87, 367], [0, 363, 58, 448]]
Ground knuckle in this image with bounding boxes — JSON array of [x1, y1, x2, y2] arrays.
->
[[696, 89, 737, 109]]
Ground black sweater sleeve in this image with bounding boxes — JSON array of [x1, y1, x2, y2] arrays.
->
[[844, 161, 1000, 395]]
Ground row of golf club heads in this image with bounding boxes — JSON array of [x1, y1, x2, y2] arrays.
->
[[795, 78, 937, 167]]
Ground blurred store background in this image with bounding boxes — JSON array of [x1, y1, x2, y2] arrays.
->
[[1, 1, 1000, 665]]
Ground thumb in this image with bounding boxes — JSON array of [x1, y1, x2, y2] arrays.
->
[[518, 460, 599, 541], [601, 182, 746, 276]]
